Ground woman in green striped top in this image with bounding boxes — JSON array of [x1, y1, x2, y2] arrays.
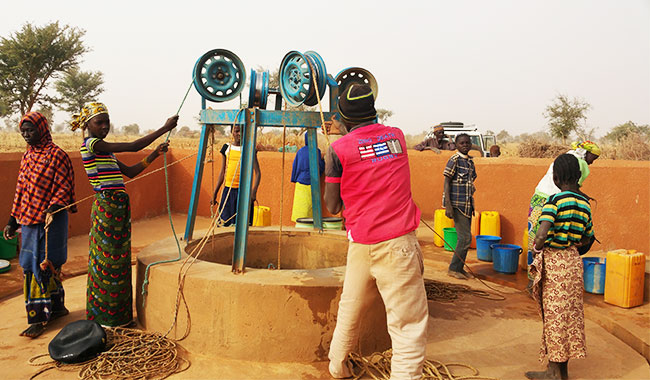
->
[[526, 154, 595, 380]]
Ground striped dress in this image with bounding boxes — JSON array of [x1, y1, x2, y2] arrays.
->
[[81, 138, 132, 327], [529, 191, 593, 362]]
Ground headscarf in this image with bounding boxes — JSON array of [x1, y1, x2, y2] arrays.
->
[[20, 111, 52, 148], [70, 102, 109, 131], [571, 140, 601, 157], [12, 112, 76, 226], [433, 125, 444, 132]]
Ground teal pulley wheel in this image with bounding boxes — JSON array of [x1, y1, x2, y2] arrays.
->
[[193, 49, 246, 102], [248, 69, 269, 109], [303, 51, 327, 106], [335, 67, 378, 100], [279, 51, 315, 107]]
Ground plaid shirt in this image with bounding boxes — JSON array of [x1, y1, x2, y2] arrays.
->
[[11, 112, 76, 226], [442, 152, 477, 217]]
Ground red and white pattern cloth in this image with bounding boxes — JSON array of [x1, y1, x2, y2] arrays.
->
[[11, 112, 76, 226], [530, 246, 586, 362]]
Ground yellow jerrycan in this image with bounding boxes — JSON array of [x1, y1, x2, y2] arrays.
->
[[480, 211, 501, 237], [433, 209, 454, 247], [252, 205, 271, 227], [470, 211, 480, 249], [604, 250, 645, 308]]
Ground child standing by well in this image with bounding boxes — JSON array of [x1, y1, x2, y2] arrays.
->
[[443, 133, 476, 280], [526, 153, 594, 380], [211, 124, 261, 226]]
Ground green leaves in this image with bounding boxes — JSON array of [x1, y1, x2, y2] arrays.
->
[[0, 22, 89, 116], [54, 67, 105, 113], [544, 94, 590, 144]]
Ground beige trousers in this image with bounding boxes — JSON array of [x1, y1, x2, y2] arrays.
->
[[328, 231, 429, 380]]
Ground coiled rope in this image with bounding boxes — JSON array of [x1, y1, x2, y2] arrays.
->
[[347, 349, 498, 380], [29, 327, 189, 380]]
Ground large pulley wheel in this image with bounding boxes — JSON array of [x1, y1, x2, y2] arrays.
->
[[335, 67, 378, 100], [193, 49, 246, 102], [248, 69, 269, 109], [303, 51, 327, 106], [279, 51, 316, 107]]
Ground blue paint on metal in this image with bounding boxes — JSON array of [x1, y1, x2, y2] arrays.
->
[[200, 109, 337, 127], [232, 109, 258, 273], [279, 51, 312, 106], [307, 128, 323, 230], [193, 49, 246, 102], [184, 124, 211, 241]]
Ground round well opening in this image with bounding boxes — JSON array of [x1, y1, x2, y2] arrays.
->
[[184, 229, 349, 269]]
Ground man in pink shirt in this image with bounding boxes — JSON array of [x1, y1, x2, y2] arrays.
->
[[324, 84, 428, 380]]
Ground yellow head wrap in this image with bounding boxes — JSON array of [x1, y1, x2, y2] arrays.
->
[[70, 102, 109, 131], [433, 125, 444, 132], [571, 140, 601, 156]]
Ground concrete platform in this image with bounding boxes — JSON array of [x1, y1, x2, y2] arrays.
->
[[0, 215, 648, 379]]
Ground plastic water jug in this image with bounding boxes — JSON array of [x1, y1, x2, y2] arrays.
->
[[470, 211, 480, 249], [480, 211, 500, 237], [433, 209, 454, 247], [604, 250, 645, 308]]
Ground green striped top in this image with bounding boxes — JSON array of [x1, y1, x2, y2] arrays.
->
[[539, 191, 594, 249]]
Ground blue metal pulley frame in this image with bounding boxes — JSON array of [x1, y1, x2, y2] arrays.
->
[[335, 67, 378, 100], [193, 49, 246, 102], [248, 69, 269, 109], [303, 51, 327, 106], [279, 51, 315, 107]]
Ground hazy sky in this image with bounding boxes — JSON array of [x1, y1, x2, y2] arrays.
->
[[1, 0, 648, 137]]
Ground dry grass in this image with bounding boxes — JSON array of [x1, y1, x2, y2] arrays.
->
[[1, 131, 648, 161]]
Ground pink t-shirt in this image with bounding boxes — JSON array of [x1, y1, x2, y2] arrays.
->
[[325, 123, 420, 244]]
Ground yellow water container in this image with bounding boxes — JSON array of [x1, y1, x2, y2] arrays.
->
[[470, 211, 480, 248], [433, 209, 454, 247], [480, 211, 501, 237], [252, 205, 271, 226], [520, 228, 529, 270], [604, 250, 645, 308]]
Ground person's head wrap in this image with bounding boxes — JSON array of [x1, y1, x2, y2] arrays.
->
[[70, 102, 109, 131], [20, 111, 51, 147], [338, 84, 377, 123], [571, 140, 601, 157], [433, 125, 444, 132]]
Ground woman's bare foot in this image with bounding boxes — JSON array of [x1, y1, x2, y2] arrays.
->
[[20, 323, 46, 338]]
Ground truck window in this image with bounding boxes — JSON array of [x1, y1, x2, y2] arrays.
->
[[483, 135, 496, 148]]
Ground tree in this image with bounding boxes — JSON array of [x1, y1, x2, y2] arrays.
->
[[603, 121, 650, 142], [121, 123, 140, 135], [35, 105, 54, 126], [496, 129, 511, 143], [55, 67, 104, 113], [543, 94, 590, 144], [377, 108, 393, 124], [0, 22, 88, 116]]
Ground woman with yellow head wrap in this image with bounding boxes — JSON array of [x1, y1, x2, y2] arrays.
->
[[73, 102, 179, 327]]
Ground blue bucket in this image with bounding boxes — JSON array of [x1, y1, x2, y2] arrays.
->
[[491, 244, 522, 274], [583, 257, 606, 294], [475, 235, 501, 262]]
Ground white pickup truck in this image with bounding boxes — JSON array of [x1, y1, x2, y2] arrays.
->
[[426, 122, 497, 157]]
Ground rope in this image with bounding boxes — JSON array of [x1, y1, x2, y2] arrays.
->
[[419, 218, 506, 301], [424, 278, 504, 302], [29, 327, 189, 380], [347, 349, 498, 380], [307, 59, 330, 145]]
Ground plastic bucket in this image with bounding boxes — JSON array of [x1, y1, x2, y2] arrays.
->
[[491, 244, 522, 274], [475, 235, 501, 262], [443, 228, 457, 251], [0, 236, 18, 260], [322, 217, 343, 230], [295, 217, 313, 229], [583, 257, 606, 294]]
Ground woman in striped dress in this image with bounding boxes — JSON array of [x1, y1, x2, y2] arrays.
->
[[71, 102, 177, 327]]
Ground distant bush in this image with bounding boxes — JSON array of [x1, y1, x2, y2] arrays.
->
[[517, 138, 568, 158]]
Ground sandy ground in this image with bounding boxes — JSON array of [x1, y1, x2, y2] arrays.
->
[[0, 216, 648, 380]]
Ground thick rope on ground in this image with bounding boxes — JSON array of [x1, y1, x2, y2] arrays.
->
[[424, 278, 505, 302], [29, 327, 189, 380], [347, 349, 498, 380]]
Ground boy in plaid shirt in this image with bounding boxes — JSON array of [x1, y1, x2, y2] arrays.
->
[[443, 133, 477, 280]]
